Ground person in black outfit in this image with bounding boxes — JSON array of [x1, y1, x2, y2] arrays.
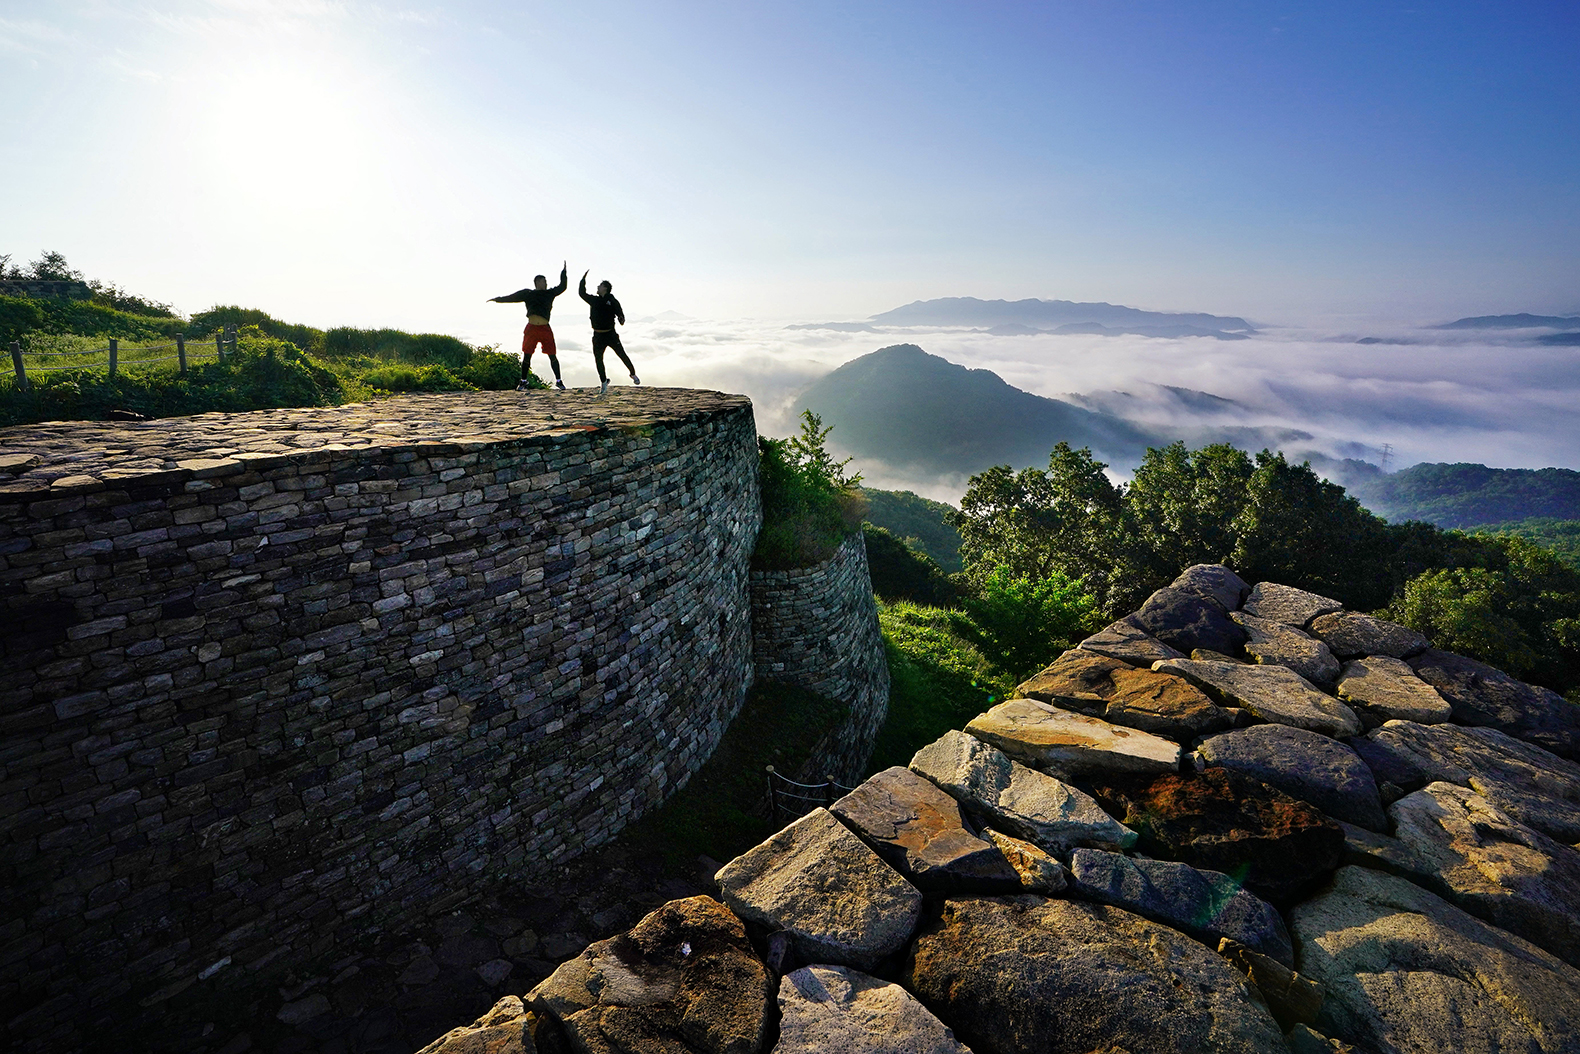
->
[[578, 271, 640, 397], [487, 262, 568, 390]]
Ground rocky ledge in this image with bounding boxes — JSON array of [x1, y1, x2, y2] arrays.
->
[[0, 388, 749, 497], [419, 565, 1580, 1054]]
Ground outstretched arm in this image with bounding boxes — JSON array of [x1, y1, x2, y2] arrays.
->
[[578, 271, 593, 303], [551, 263, 567, 296], [488, 289, 529, 303]]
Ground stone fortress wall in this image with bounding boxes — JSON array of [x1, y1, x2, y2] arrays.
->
[[749, 531, 891, 785], [0, 390, 773, 1050]]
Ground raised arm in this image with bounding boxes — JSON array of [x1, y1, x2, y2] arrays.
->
[[578, 271, 593, 303], [551, 263, 567, 296]]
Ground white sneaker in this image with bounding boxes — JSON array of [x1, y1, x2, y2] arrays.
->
[[599, 380, 609, 398], [516, 380, 530, 392], [554, 379, 566, 391], [630, 373, 641, 385]]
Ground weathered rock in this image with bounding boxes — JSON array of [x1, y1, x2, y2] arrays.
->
[[831, 767, 1020, 893], [1343, 733, 1429, 796], [1171, 563, 1251, 612], [1131, 585, 1250, 656], [774, 965, 970, 1054], [909, 730, 1137, 854], [416, 996, 536, 1054], [1367, 720, 1580, 843], [1089, 768, 1345, 906], [1389, 782, 1580, 969], [965, 698, 1182, 778], [979, 828, 1067, 893], [1076, 617, 1185, 667], [525, 896, 769, 1054], [1334, 819, 1427, 878], [1231, 611, 1341, 687], [904, 895, 1291, 1054], [1068, 848, 1294, 965], [1334, 655, 1451, 726], [1308, 611, 1428, 660], [1191, 648, 1244, 663], [1016, 650, 1232, 741], [1284, 1025, 1356, 1054], [714, 810, 921, 971], [1196, 725, 1388, 831], [1291, 866, 1580, 1054], [1408, 648, 1580, 761], [1217, 938, 1323, 1029], [1154, 658, 1363, 737], [1241, 582, 1344, 629]]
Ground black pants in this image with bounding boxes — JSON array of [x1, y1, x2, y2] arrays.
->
[[591, 330, 635, 383]]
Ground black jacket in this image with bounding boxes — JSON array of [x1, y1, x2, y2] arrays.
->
[[493, 267, 567, 319], [579, 277, 625, 330]]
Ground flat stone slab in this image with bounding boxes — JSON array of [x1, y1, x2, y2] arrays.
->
[[1408, 648, 1580, 761], [1018, 649, 1233, 741], [1154, 658, 1362, 737], [1309, 612, 1429, 660], [714, 809, 922, 971], [965, 698, 1182, 778], [1197, 724, 1388, 831], [909, 730, 1137, 855], [1242, 582, 1344, 629], [1077, 617, 1185, 666], [979, 828, 1067, 893], [1171, 563, 1251, 611], [415, 996, 533, 1054], [526, 895, 770, 1054], [1389, 782, 1580, 969], [1366, 720, 1580, 844], [1335, 656, 1451, 725], [905, 895, 1291, 1054], [1069, 848, 1294, 966], [775, 965, 971, 1054], [1290, 866, 1580, 1054], [0, 388, 752, 495], [1232, 611, 1341, 687], [831, 767, 1019, 893], [1131, 585, 1250, 656]]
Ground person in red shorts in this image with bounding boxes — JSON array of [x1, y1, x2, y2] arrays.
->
[[487, 262, 568, 390]]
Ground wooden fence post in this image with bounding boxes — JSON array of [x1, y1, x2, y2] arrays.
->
[[108, 338, 118, 379], [9, 341, 26, 392], [764, 765, 777, 818], [176, 334, 187, 375], [824, 774, 839, 808]]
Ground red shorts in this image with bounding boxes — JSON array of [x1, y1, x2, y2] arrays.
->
[[522, 323, 557, 357]]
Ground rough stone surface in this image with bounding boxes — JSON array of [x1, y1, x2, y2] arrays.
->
[[1170, 563, 1251, 612], [1217, 939, 1323, 1029], [714, 809, 921, 971], [1154, 658, 1363, 737], [1408, 648, 1580, 761], [1334, 819, 1427, 877], [831, 766, 1019, 893], [1197, 725, 1388, 831], [1131, 585, 1249, 656], [964, 698, 1182, 778], [1016, 649, 1233, 741], [526, 895, 770, 1054], [1069, 848, 1294, 965], [774, 965, 970, 1054], [979, 828, 1067, 893], [1388, 782, 1580, 969], [908, 730, 1138, 854], [415, 996, 535, 1054], [1291, 866, 1580, 1054], [1231, 611, 1341, 687], [1076, 617, 1185, 666], [1241, 582, 1343, 629], [1335, 656, 1452, 726], [1284, 1025, 1356, 1054], [0, 390, 764, 1052], [750, 531, 890, 785], [1090, 768, 1345, 906], [904, 895, 1291, 1054], [1367, 720, 1580, 844], [1309, 611, 1429, 660]]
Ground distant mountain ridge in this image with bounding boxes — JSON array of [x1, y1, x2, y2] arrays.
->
[[1337, 462, 1580, 529], [869, 296, 1255, 333], [1434, 313, 1580, 330]]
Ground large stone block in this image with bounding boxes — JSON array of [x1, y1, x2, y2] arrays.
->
[[1154, 658, 1362, 737], [964, 698, 1182, 778]]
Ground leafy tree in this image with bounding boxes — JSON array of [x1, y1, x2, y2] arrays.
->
[[958, 565, 1100, 680], [0, 295, 45, 343], [1389, 567, 1541, 677], [863, 524, 958, 606], [23, 250, 81, 282], [1122, 442, 1254, 599], [754, 411, 866, 569]]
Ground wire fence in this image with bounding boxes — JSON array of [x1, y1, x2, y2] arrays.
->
[[763, 765, 857, 824], [8, 324, 239, 391]]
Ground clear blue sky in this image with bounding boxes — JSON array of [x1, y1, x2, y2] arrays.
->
[[3, 0, 1576, 329]]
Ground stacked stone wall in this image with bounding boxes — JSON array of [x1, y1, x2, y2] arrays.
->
[[749, 532, 890, 784], [0, 391, 761, 1051]]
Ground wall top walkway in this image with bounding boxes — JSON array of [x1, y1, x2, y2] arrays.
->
[[0, 387, 752, 499]]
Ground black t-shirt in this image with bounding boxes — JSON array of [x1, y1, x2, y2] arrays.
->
[[494, 270, 567, 319], [579, 277, 625, 330]]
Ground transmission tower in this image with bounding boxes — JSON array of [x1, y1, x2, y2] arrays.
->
[[1380, 443, 1394, 473]]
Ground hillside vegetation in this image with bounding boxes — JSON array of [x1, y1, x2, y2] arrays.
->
[[0, 251, 530, 425]]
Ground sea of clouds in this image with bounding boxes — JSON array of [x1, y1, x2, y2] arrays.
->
[[535, 316, 1580, 504]]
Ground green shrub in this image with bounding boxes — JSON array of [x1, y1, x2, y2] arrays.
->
[[0, 295, 44, 343], [958, 565, 1100, 681], [361, 362, 472, 393], [863, 524, 959, 606], [459, 349, 527, 390], [190, 306, 324, 351], [755, 411, 865, 570], [321, 327, 474, 368]]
